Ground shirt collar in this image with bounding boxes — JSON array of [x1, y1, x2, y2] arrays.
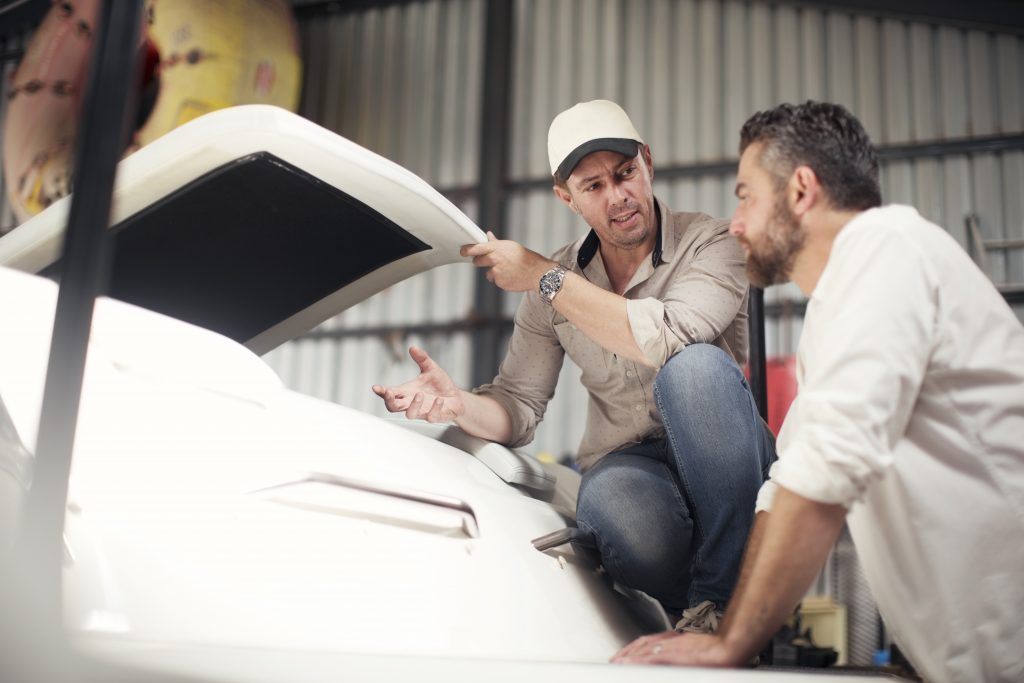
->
[[576, 198, 666, 271]]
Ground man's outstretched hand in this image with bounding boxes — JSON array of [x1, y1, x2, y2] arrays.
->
[[372, 346, 465, 423]]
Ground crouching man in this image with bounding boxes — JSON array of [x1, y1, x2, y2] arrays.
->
[[373, 99, 775, 629]]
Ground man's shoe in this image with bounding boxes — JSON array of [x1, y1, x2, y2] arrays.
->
[[673, 599, 723, 634]]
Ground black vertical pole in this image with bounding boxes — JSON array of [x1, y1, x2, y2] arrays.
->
[[19, 0, 143, 636], [748, 287, 768, 421], [471, 0, 513, 388]]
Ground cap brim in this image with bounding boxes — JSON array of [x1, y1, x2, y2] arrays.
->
[[556, 138, 640, 180]]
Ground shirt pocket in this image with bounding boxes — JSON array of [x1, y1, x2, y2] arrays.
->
[[552, 319, 613, 386]]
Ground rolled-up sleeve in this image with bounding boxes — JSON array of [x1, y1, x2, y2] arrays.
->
[[627, 227, 748, 368], [473, 291, 565, 448], [759, 223, 937, 511]]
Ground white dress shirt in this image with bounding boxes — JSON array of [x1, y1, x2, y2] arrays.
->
[[757, 205, 1024, 683]]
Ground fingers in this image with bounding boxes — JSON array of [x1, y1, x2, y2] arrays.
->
[[610, 632, 675, 663], [405, 392, 427, 419], [372, 385, 411, 413], [403, 393, 454, 423], [459, 231, 498, 257], [408, 345, 436, 374], [461, 241, 495, 258], [611, 634, 651, 661], [375, 348, 457, 420], [425, 396, 453, 423], [612, 632, 728, 667]]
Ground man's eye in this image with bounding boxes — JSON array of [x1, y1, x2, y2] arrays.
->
[[621, 166, 636, 177]]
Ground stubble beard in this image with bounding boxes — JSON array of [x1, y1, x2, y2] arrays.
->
[[611, 223, 650, 250], [744, 198, 805, 288], [604, 200, 653, 250]]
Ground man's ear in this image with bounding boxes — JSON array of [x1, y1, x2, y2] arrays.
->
[[641, 144, 654, 180], [789, 165, 820, 217], [553, 184, 578, 213]]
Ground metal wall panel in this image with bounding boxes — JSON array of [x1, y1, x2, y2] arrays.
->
[[509, 0, 1024, 183], [298, 0, 483, 187], [880, 150, 1024, 290], [269, 0, 1024, 460]]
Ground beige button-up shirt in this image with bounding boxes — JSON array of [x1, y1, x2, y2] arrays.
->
[[475, 200, 749, 470]]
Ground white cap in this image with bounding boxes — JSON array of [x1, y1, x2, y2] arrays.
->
[[547, 99, 644, 178]]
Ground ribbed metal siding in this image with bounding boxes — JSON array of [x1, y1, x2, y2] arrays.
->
[[271, 0, 1023, 451], [297, 0, 483, 188], [881, 151, 1024, 287], [511, 1, 1024, 179]]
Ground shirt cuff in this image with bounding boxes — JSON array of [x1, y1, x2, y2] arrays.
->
[[471, 384, 535, 449], [766, 441, 872, 509], [626, 298, 680, 367], [755, 479, 778, 513]]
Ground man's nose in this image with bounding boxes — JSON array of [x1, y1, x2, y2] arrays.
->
[[729, 215, 743, 236], [609, 183, 628, 205]]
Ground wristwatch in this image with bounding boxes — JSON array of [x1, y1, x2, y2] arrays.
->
[[539, 265, 568, 304]]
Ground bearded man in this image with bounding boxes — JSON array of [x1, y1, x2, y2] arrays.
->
[[614, 101, 1024, 683]]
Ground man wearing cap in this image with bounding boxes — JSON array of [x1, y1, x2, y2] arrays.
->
[[373, 100, 775, 629]]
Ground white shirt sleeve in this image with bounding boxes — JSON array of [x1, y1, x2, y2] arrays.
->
[[760, 217, 940, 510]]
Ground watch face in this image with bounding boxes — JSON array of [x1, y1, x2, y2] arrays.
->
[[540, 267, 564, 302]]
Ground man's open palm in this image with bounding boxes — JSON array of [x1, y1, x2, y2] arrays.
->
[[372, 346, 465, 423]]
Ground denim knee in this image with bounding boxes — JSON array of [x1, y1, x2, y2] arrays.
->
[[654, 343, 740, 403]]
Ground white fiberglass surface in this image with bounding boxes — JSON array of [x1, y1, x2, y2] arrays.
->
[[0, 105, 487, 353], [1, 267, 639, 662], [0, 105, 485, 274]]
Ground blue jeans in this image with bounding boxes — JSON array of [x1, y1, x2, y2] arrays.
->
[[575, 344, 776, 611]]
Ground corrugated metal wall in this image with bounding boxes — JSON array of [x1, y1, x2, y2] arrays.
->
[[273, 0, 1024, 464], [0, 0, 1015, 462], [297, 0, 483, 187], [510, 2, 1024, 169]]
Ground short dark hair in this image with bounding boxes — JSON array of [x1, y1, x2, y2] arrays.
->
[[739, 101, 881, 211]]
